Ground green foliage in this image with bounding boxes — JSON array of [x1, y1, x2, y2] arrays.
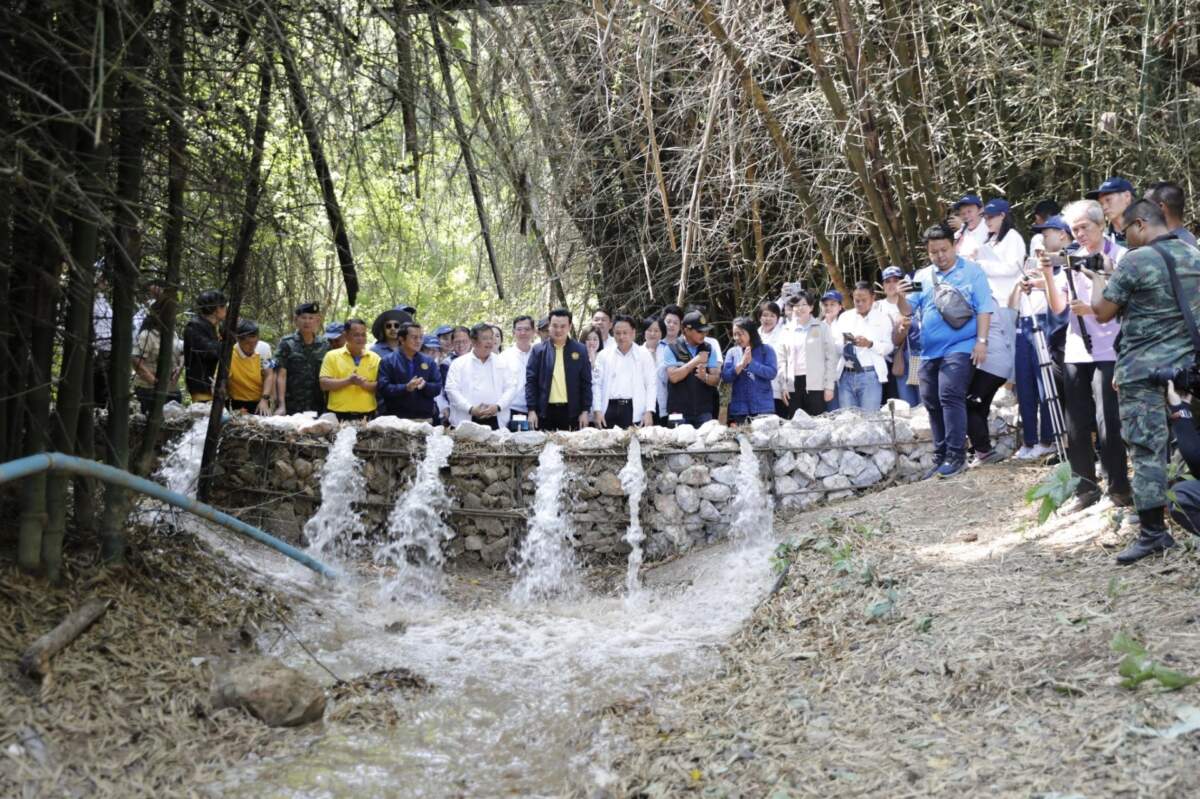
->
[[1025, 464, 1081, 524], [1112, 632, 1200, 691]]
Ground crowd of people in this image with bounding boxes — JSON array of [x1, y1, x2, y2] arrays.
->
[[114, 177, 1199, 566]]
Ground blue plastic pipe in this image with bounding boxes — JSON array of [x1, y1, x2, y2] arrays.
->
[[0, 452, 339, 579]]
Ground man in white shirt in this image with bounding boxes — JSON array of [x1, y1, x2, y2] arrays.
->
[[498, 315, 536, 430], [833, 282, 895, 412], [444, 323, 510, 429], [593, 315, 656, 428], [950, 194, 989, 257]]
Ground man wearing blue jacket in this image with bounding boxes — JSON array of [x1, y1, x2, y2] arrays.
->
[[525, 308, 592, 431], [377, 321, 442, 422]]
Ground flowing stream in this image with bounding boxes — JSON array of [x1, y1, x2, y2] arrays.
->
[[618, 436, 647, 596], [193, 432, 777, 798], [304, 426, 367, 556]]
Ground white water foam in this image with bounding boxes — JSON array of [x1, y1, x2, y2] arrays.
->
[[509, 442, 579, 603], [729, 435, 774, 541], [304, 426, 367, 557], [618, 436, 647, 596], [374, 429, 456, 602], [158, 415, 209, 499]]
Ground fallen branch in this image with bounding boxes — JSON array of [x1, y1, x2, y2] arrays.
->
[[19, 598, 111, 680]]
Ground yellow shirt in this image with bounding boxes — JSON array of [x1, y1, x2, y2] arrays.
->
[[549, 344, 568, 404], [319, 347, 381, 413], [228, 341, 271, 402]]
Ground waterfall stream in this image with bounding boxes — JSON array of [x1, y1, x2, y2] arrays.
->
[[509, 442, 579, 603], [304, 426, 367, 557], [618, 436, 647, 596]]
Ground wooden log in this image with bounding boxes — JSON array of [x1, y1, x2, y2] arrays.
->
[[19, 598, 111, 679]]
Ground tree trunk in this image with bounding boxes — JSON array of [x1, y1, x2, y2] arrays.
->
[[392, 0, 422, 191], [197, 52, 272, 502], [429, 13, 505, 299], [97, 0, 154, 565], [269, 6, 359, 306], [692, 0, 846, 295], [134, 0, 188, 479]]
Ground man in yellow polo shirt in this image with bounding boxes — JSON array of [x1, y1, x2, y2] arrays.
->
[[227, 319, 274, 414], [319, 318, 380, 421]]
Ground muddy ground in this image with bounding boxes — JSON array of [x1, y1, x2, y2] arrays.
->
[[606, 464, 1200, 798]]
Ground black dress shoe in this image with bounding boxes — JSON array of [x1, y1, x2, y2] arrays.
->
[[1108, 492, 1134, 508], [1115, 528, 1176, 565]]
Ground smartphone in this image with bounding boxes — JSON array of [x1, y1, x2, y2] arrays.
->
[[842, 332, 856, 344], [1046, 251, 1068, 268], [909, 281, 923, 293]]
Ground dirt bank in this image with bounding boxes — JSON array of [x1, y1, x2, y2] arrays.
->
[[608, 464, 1200, 797], [0, 530, 305, 798]]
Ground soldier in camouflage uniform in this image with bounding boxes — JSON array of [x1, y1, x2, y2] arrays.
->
[[274, 301, 329, 415], [1090, 199, 1200, 563]]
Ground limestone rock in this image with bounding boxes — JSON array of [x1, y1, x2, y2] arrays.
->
[[772, 427, 809, 450], [841, 450, 868, 476], [805, 425, 832, 448], [815, 451, 840, 479], [636, 425, 675, 446], [480, 538, 509, 566], [463, 535, 485, 551], [699, 483, 732, 503], [654, 493, 683, 521], [666, 453, 694, 473], [873, 448, 897, 475], [832, 421, 891, 447], [699, 500, 721, 522], [750, 430, 773, 449], [658, 470, 679, 494], [672, 425, 698, 447], [711, 464, 738, 486], [596, 471, 624, 497], [794, 452, 819, 481], [366, 416, 432, 436], [701, 422, 730, 446], [678, 464, 710, 487], [509, 430, 547, 448], [786, 410, 817, 429], [676, 484, 701, 514], [773, 450, 796, 477], [210, 656, 326, 727], [292, 458, 314, 480], [750, 415, 782, 434], [451, 421, 493, 443], [851, 462, 883, 488], [775, 475, 802, 496], [883, 399, 912, 418], [822, 474, 851, 490]]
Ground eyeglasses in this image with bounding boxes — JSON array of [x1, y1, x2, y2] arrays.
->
[[384, 322, 401, 329]]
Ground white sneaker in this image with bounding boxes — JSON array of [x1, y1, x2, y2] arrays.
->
[[1014, 445, 1037, 460], [1029, 443, 1056, 458]]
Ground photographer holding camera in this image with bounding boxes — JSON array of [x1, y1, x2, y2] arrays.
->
[[1037, 200, 1131, 513], [1165, 381, 1200, 536], [1087, 199, 1200, 563]]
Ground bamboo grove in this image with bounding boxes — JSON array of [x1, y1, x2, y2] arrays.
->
[[2, 0, 1199, 578]]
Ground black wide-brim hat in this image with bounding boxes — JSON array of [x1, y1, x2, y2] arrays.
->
[[371, 308, 414, 342]]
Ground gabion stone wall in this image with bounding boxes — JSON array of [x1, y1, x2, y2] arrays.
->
[[203, 396, 1020, 567]]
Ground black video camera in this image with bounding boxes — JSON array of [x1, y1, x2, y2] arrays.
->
[[1068, 252, 1104, 273], [1150, 363, 1200, 393]]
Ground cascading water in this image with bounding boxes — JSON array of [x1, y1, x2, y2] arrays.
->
[[374, 429, 456, 601], [618, 436, 646, 596], [158, 416, 209, 498], [304, 426, 367, 557], [510, 441, 579, 602], [728, 435, 773, 540]]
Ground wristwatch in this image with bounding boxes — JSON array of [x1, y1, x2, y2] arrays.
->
[[977, 337, 988, 344]]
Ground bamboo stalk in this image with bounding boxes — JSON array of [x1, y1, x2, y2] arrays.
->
[[676, 62, 724, 305], [636, 14, 678, 252], [430, 13, 505, 298], [691, 0, 846, 295], [19, 598, 111, 680]]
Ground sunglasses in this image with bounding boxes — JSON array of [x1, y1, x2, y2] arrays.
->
[[384, 322, 401, 329]]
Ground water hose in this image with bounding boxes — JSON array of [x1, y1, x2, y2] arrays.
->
[[0, 452, 339, 579]]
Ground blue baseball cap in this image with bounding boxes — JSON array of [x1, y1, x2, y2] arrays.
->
[[952, 193, 983, 209], [821, 290, 843, 304], [1031, 215, 1072, 236], [421, 334, 442, 350], [1085, 176, 1135, 200], [881, 266, 904, 281], [982, 198, 1011, 216], [324, 322, 345, 340], [433, 324, 454, 337]]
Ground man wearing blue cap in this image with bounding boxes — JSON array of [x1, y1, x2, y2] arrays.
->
[[1085, 176, 1135, 246], [376, 321, 442, 422], [433, 324, 455, 353], [949, 194, 989, 257]]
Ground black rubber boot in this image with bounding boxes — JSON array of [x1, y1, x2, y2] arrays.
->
[[1115, 507, 1176, 565]]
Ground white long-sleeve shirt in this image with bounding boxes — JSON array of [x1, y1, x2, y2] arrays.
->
[[832, 304, 894, 383], [444, 350, 511, 428], [592, 343, 657, 421], [497, 344, 533, 414], [976, 228, 1027, 303]]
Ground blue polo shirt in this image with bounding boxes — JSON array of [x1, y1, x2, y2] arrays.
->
[[908, 257, 996, 360]]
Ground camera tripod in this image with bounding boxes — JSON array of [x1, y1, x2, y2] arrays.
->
[[1020, 293, 1069, 462]]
